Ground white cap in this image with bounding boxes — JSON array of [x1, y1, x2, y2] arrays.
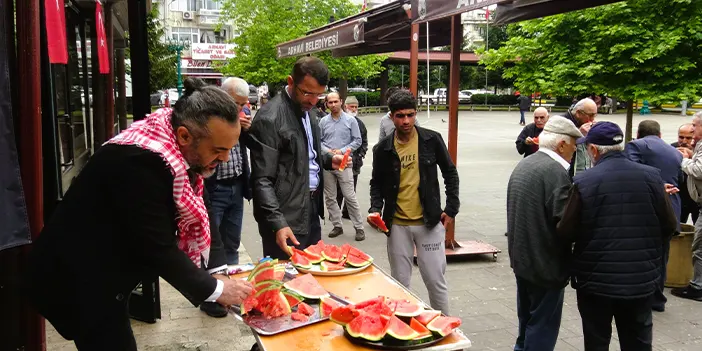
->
[[543, 116, 583, 139]]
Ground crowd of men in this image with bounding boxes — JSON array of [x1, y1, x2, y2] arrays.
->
[[509, 100, 702, 350], [24, 57, 460, 349]]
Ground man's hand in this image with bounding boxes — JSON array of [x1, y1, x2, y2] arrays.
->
[[215, 278, 254, 306], [525, 137, 534, 145], [678, 147, 693, 159], [275, 227, 299, 253], [330, 149, 343, 155], [331, 154, 350, 170], [580, 122, 593, 136], [665, 183, 680, 195], [440, 212, 454, 230], [239, 114, 252, 131]]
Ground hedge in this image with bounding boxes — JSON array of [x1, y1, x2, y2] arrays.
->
[[470, 94, 519, 105], [347, 92, 381, 107]]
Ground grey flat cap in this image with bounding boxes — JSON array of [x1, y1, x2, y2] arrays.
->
[[345, 96, 359, 105], [543, 116, 583, 139]]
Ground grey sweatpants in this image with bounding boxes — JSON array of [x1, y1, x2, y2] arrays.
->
[[691, 208, 702, 289], [323, 169, 363, 229], [387, 223, 449, 315]]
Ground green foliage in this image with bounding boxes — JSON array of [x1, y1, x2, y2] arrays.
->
[[219, 0, 386, 86], [347, 92, 381, 107], [145, 7, 177, 92], [471, 94, 518, 105], [480, 0, 702, 104]]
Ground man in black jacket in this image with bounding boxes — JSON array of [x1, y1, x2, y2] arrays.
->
[[248, 57, 343, 259], [24, 79, 254, 350], [516, 93, 531, 125], [368, 90, 459, 315], [672, 123, 699, 224], [515, 107, 549, 158], [559, 122, 677, 351]]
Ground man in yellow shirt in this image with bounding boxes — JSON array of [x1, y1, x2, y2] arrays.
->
[[368, 89, 460, 314]]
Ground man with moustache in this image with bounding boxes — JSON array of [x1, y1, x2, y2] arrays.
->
[[561, 98, 598, 178], [338, 95, 368, 220], [24, 78, 254, 350], [248, 57, 344, 259], [672, 123, 699, 224], [515, 107, 550, 158]]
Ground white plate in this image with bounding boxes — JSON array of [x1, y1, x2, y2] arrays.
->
[[295, 261, 373, 276]]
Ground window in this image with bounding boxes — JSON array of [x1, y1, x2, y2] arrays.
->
[[200, 30, 225, 43], [202, 0, 222, 11], [171, 27, 199, 43], [171, 0, 197, 12]]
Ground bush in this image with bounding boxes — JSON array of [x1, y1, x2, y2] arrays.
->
[[471, 94, 518, 105], [347, 92, 381, 107], [555, 96, 575, 107]]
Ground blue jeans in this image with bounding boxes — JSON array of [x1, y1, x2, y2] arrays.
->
[[208, 178, 245, 265], [514, 276, 564, 351], [519, 110, 526, 124]]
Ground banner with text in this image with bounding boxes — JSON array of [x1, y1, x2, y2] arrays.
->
[[411, 0, 508, 23], [191, 43, 236, 61], [276, 20, 365, 59]]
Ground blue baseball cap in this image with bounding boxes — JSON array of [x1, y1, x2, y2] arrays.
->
[[577, 122, 624, 145]]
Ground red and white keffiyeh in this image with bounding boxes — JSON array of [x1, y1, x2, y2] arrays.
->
[[106, 108, 210, 267]]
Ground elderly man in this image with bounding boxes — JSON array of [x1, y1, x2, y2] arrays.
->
[[248, 57, 344, 259], [320, 92, 365, 241], [562, 98, 598, 178], [515, 107, 549, 158], [378, 87, 420, 141], [673, 111, 702, 302], [625, 120, 683, 312], [337, 95, 368, 220], [506, 116, 582, 351], [559, 122, 677, 351], [24, 78, 253, 349], [672, 123, 698, 224]]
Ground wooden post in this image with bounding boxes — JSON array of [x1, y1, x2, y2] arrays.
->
[[409, 23, 419, 97], [116, 49, 128, 131], [446, 14, 463, 242]]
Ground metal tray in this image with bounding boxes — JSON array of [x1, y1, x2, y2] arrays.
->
[[229, 273, 349, 336], [343, 329, 449, 350]]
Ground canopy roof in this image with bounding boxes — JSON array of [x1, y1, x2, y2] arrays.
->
[[493, 0, 624, 24]]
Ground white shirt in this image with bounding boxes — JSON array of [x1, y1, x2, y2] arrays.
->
[[539, 148, 571, 171]]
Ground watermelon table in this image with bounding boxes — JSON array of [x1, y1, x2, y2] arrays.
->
[[232, 263, 472, 351]]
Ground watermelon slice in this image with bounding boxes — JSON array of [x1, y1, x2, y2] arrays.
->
[[368, 213, 389, 233], [249, 266, 277, 284], [283, 273, 329, 299], [290, 250, 313, 269], [320, 297, 343, 318], [426, 316, 462, 337], [254, 280, 282, 291], [416, 310, 441, 326], [297, 302, 315, 316], [385, 315, 420, 341], [274, 265, 285, 280], [305, 240, 326, 256], [338, 149, 351, 171], [257, 288, 292, 319], [345, 246, 373, 267], [247, 260, 276, 282], [386, 299, 424, 318], [321, 244, 343, 262], [290, 247, 323, 264], [355, 297, 393, 317], [345, 313, 391, 341], [240, 294, 259, 315], [291, 312, 309, 322], [282, 289, 304, 308], [330, 305, 360, 326], [409, 318, 433, 340], [320, 261, 346, 271], [532, 136, 539, 145]]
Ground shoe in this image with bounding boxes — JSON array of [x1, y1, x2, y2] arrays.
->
[[355, 228, 366, 241], [329, 227, 344, 238], [652, 305, 665, 312], [671, 285, 702, 301], [200, 301, 228, 318]]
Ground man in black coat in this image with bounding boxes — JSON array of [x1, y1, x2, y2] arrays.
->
[[23, 79, 254, 350], [672, 123, 699, 224], [515, 107, 549, 158], [516, 93, 531, 125], [559, 122, 677, 351], [248, 57, 343, 259]]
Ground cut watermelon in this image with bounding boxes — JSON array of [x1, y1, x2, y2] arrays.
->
[[320, 297, 343, 318], [291, 312, 309, 322], [249, 266, 277, 284], [330, 305, 360, 326], [368, 213, 389, 233], [247, 260, 276, 282], [283, 273, 329, 299], [346, 313, 391, 341], [338, 149, 351, 171], [282, 289, 304, 308], [416, 310, 441, 326], [386, 299, 424, 318], [257, 289, 292, 319], [254, 280, 282, 291], [409, 318, 433, 339], [356, 298, 393, 317], [290, 250, 312, 269], [426, 316, 461, 337], [320, 261, 346, 271], [297, 302, 315, 316], [304, 240, 326, 256], [321, 244, 343, 262], [240, 294, 259, 315], [291, 247, 323, 264], [385, 315, 420, 341], [274, 265, 285, 280], [345, 246, 373, 267]]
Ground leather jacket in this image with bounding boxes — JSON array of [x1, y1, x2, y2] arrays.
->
[[248, 90, 332, 237]]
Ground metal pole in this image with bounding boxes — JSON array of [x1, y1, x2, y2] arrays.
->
[[176, 49, 183, 98], [485, 11, 489, 106], [446, 14, 462, 244], [401, 65, 404, 88], [426, 22, 430, 118], [409, 24, 419, 97]]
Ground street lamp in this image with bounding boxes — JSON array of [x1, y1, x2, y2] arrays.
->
[[166, 37, 191, 98]]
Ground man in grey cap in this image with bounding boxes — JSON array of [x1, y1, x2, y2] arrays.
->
[[337, 96, 368, 219], [506, 116, 583, 351]]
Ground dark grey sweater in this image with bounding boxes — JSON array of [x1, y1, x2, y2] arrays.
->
[[506, 151, 573, 289]]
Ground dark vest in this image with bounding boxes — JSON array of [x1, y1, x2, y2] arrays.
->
[[572, 152, 665, 299]]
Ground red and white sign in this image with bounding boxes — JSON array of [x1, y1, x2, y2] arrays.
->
[[45, 0, 68, 64], [95, 1, 110, 73], [191, 43, 236, 61], [181, 59, 214, 69]]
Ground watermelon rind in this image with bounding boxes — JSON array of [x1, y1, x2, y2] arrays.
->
[[282, 289, 305, 308], [247, 259, 277, 282], [283, 273, 330, 300], [345, 313, 391, 341], [426, 316, 462, 337], [385, 315, 420, 341], [292, 248, 324, 264], [386, 299, 424, 317], [320, 261, 345, 271], [345, 248, 373, 268], [409, 317, 434, 342], [254, 280, 283, 291], [321, 245, 343, 262], [416, 310, 441, 326], [249, 266, 277, 284], [320, 297, 343, 318], [290, 251, 313, 269]]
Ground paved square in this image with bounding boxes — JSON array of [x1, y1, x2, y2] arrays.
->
[[47, 110, 702, 350]]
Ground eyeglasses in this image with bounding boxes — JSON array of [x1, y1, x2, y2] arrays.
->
[[579, 110, 597, 118], [295, 86, 325, 98], [393, 112, 416, 119]]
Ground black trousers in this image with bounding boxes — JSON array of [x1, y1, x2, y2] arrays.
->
[[653, 239, 671, 309], [337, 173, 359, 216], [681, 204, 700, 224], [261, 191, 322, 260], [577, 291, 653, 351]]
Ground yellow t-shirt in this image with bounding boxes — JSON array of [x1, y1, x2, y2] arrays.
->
[[393, 131, 424, 226]]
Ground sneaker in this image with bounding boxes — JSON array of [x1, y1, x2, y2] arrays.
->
[[671, 285, 702, 301], [328, 227, 344, 238], [200, 301, 228, 318], [355, 228, 366, 241]]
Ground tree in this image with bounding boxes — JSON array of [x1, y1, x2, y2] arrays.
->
[[481, 0, 702, 140], [127, 7, 177, 92], [218, 0, 386, 90]]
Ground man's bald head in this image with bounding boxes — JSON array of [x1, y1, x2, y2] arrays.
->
[[533, 107, 549, 128], [325, 92, 342, 115], [572, 98, 598, 126], [678, 123, 694, 148]]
